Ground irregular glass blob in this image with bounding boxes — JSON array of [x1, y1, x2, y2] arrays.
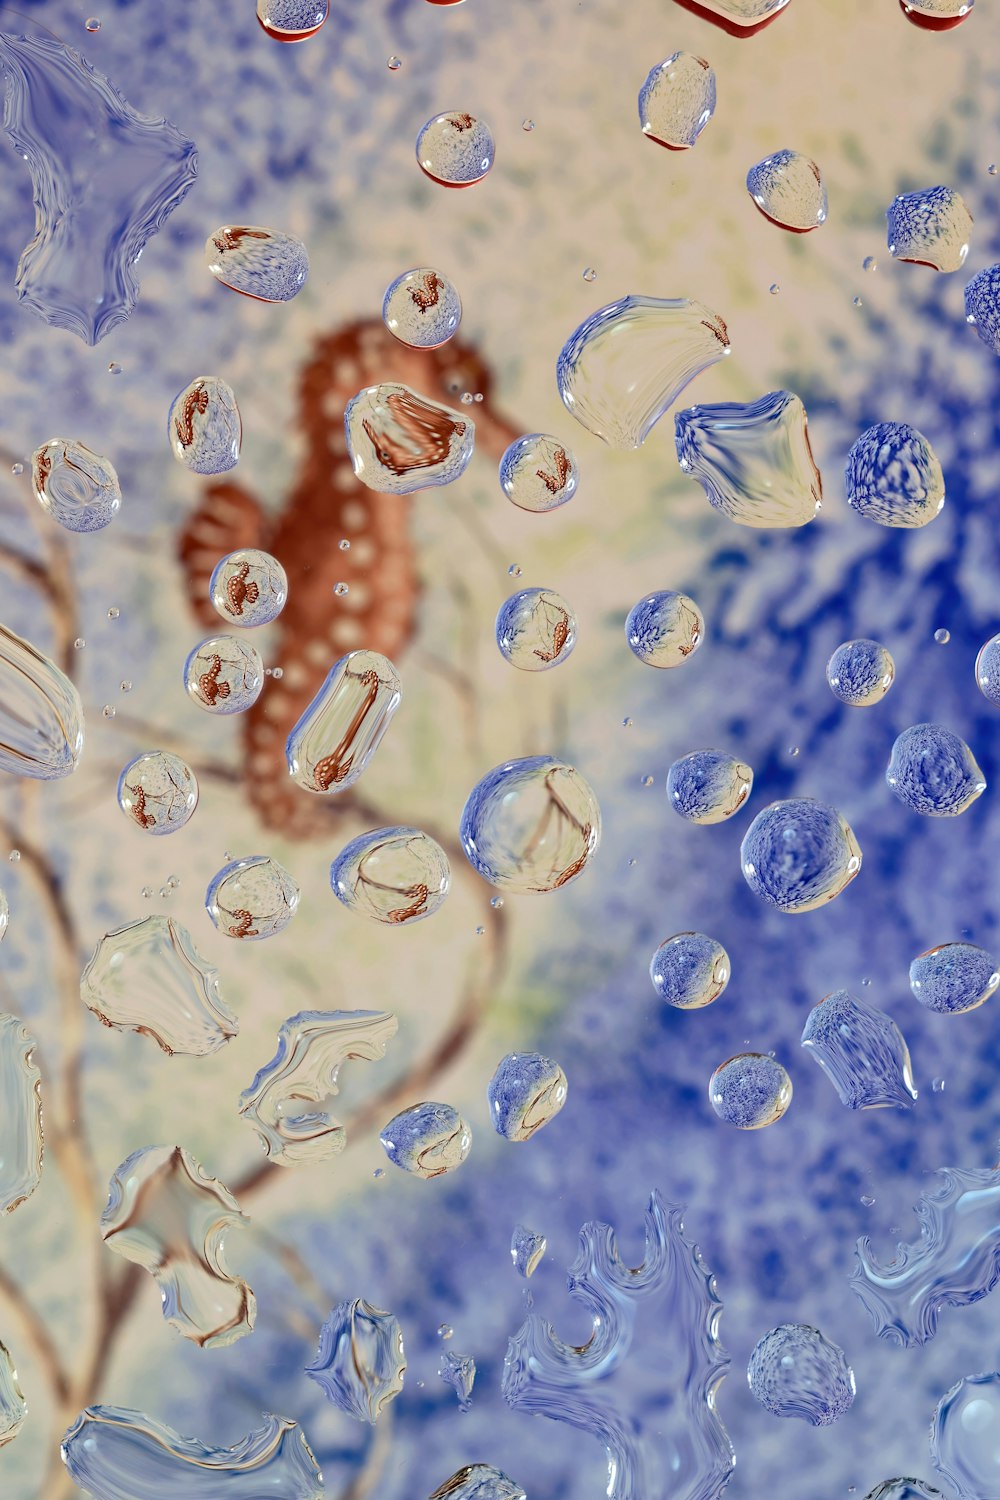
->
[[932, 1373, 1000, 1500], [746, 1324, 855, 1425], [672, 0, 791, 33], [976, 632, 1000, 704], [740, 798, 862, 913], [746, 150, 827, 231], [80, 915, 236, 1056], [0, 890, 7, 943], [845, 422, 944, 528], [901, 0, 972, 25], [460, 756, 601, 894], [852, 1150, 1000, 1345], [380, 1102, 472, 1178], [61, 1407, 323, 1498], [31, 438, 121, 533], [499, 433, 579, 512], [625, 590, 704, 668], [184, 636, 263, 715], [168, 377, 241, 475], [0, 1341, 25, 1448], [306, 1299, 405, 1421], [0, 625, 84, 780], [416, 111, 494, 187], [488, 1052, 568, 1142], [503, 1192, 734, 1500], [0, 1015, 42, 1214], [638, 53, 715, 150], [430, 1467, 525, 1500], [909, 942, 1000, 1015], [205, 855, 300, 941], [101, 1145, 255, 1348], [205, 225, 308, 302], [886, 724, 986, 817], [557, 295, 730, 449], [887, 186, 973, 272], [965, 264, 1000, 355], [709, 1053, 792, 1129], [864, 1484, 944, 1500], [383, 268, 462, 348], [649, 932, 730, 1009], [239, 1010, 397, 1165], [0, 32, 197, 344], [666, 749, 752, 825], [495, 588, 577, 673], [286, 649, 401, 794], [800, 989, 917, 1109], [440, 1351, 476, 1412], [674, 390, 821, 528], [330, 826, 450, 925], [256, 0, 330, 40], [345, 383, 474, 494], [210, 548, 288, 627], [826, 638, 895, 705], [117, 751, 198, 835], [511, 1224, 547, 1278]]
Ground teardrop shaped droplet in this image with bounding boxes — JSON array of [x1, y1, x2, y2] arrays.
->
[[746, 149, 827, 232], [31, 438, 121, 532], [0, 624, 84, 780], [345, 383, 474, 493], [168, 376, 241, 474], [886, 186, 972, 272], [286, 649, 401, 794], [674, 390, 822, 528], [639, 52, 716, 150], [205, 224, 309, 302]]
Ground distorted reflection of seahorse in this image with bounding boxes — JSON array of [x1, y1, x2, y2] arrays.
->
[[178, 321, 518, 835]]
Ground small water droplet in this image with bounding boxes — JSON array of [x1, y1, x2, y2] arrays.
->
[[623, 716, 633, 727], [338, 538, 350, 551], [387, 54, 402, 70], [853, 295, 863, 307], [107, 606, 119, 620], [373, 1167, 384, 1179], [271, 666, 283, 679], [334, 582, 349, 596], [460, 391, 474, 405], [10, 463, 22, 476], [74, 638, 85, 650], [934, 627, 951, 644], [522, 118, 535, 132], [120, 679, 132, 693], [140, 885, 153, 899], [932, 1076, 946, 1093], [507, 563, 522, 577], [582, 266, 598, 282], [84, 18, 101, 33], [475, 925, 485, 936], [863, 256, 877, 272], [861, 976, 872, 986], [108, 361, 123, 375], [642, 774, 654, 788], [8, 850, 20, 864], [438, 1324, 453, 1340], [102, 705, 115, 719], [788, 745, 800, 757], [989, 164, 998, 176], [490, 895, 504, 908], [746, 149, 828, 232], [769, 283, 780, 295]]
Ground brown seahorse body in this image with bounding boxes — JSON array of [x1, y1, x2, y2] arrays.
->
[[226, 561, 260, 617], [409, 272, 444, 313], [533, 611, 570, 663], [198, 655, 231, 706], [228, 909, 259, 939], [127, 784, 156, 830], [175, 384, 210, 450], [536, 445, 570, 495], [213, 227, 272, 253], [448, 113, 476, 131]]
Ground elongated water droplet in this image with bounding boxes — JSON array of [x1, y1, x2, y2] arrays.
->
[[439, 1351, 476, 1412], [887, 186, 972, 271], [800, 990, 917, 1110], [886, 723, 985, 817], [932, 1373, 1000, 1499], [382, 267, 462, 348], [488, 1052, 568, 1141], [675, 390, 822, 527], [845, 422, 944, 527], [330, 827, 450, 924], [184, 636, 263, 715], [168, 376, 241, 475], [416, 112, 495, 187], [31, 438, 121, 532], [256, 0, 330, 40], [747, 1324, 855, 1424], [511, 1224, 547, 1279], [345, 383, 474, 493], [306, 1299, 405, 1421], [0, 1342, 25, 1451], [909, 942, 999, 1014], [205, 224, 308, 301], [746, 150, 827, 231], [0, 624, 84, 780], [205, 855, 300, 941], [666, 749, 753, 824], [826, 639, 895, 705], [286, 648, 401, 794], [499, 433, 578, 511], [117, 751, 198, 834], [495, 588, 577, 671], [209, 548, 287, 627], [741, 798, 862, 913], [0, 1015, 42, 1214], [460, 756, 601, 894], [650, 932, 730, 1009], [638, 52, 716, 150]]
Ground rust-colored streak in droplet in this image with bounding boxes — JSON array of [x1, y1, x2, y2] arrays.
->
[[447, 113, 476, 131], [174, 383, 209, 449], [213, 227, 272, 253], [198, 655, 230, 706], [361, 391, 467, 479], [409, 272, 444, 314], [225, 560, 259, 616], [536, 446, 569, 494]]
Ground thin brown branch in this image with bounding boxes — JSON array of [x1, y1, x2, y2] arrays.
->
[[0, 1260, 70, 1405]]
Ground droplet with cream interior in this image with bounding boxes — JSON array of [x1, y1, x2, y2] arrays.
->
[[168, 376, 241, 474], [345, 383, 474, 493], [0, 625, 84, 781], [330, 826, 450, 924], [887, 186, 973, 272], [382, 268, 462, 348], [286, 649, 401, 794], [460, 756, 601, 893], [746, 150, 827, 231], [117, 751, 198, 834], [416, 111, 495, 186], [638, 52, 716, 150], [205, 224, 309, 301]]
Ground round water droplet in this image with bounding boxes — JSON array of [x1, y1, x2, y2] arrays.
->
[[641, 774, 654, 787], [582, 266, 598, 282], [168, 377, 241, 475], [333, 582, 349, 597], [382, 267, 462, 349], [490, 895, 504, 908], [826, 639, 895, 706], [387, 54, 402, 69], [650, 931, 730, 1009], [989, 164, 998, 176], [74, 638, 86, 650], [120, 680, 132, 693], [666, 749, 753, 824], [769, 283, 780, 295], [460, 756, 600, 894], [499, 433, 578, 512], [102, 705, 115, 719], [863, 256, 878, 272], [741, 798, 862, 913], [330, 826, 450, 925], [508, 563, 522, 577], [206, 855, 300, 941], [338, 538, 350, 551], [416, 111, 494, 187], [748, 1324, 855, 1423], [746, 150, 827, 232], [860, 1193, 876, 1207], [380, 1102, 472, 1177], [932, 1372, 1000, 1500], [886, 186, 972, 271], [488, 1052, 568, 1141], [909, 941, 999, 1014], [495, 588, 577, 672], [10, 462, 22, 476], [8, 851, 19, 864], [108, 361, 122, 375], [853, 295, 864, 308], [184, 636, 264, 715], [625, 589, 704, 668], [845, 422, 944, 528], [438, 1324, 453, 1340], [885, 723, 986, 817], [31, 439, 121, 533], [933, 627, 951, 644], [210, 549, 287, 628], [256, 0, 329, 41], [522, 118, 535, 131], [117, 751, 198, 835], [976, 632, 1000, 704], [84, 17, 101, 32], [932, 1077, 946, 1093], [709, 1053, 793, 1129], [638, 51, 715, 150]]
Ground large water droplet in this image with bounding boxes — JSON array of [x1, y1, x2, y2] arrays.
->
[[205, 855, 300, 941], [709, 1053, 792, 1128], [666, 749, 753, 824], [168, 376, 241, 474], [638, 52, 716, 150], [499, 433, 578, 512], [845, 421, 945, 528], [31, 438, 121, 532], [0, 624, 84, 781], [650, 932, 730, 1009], [0, 1342, 25, 1449], [382, 267, 462, 348], [183, 636, 263, 715], [117, 750, 198, 834], [801, 989, 917, 1109], [964, 263, 1000, 353], [306, 1298, 405, 1421], [741, 798, 862, 913], [674, 390, 822, 527], [909, 942, 999, 1014], [826, 639, 895, 705], [932, 1373, 1000, 1499], [416, 111, 495, 186], [625, 589, 704, 668], [380, 1101, 472, 1178], [0, 1015, 42, 1215], [495, 588, 577, 672], [746, 150, 827, 231], [487, 1052, 568, 1141], [747, 1324, 855, 1424], [460, 756, 601, 894], [901, 0, 973, 25], [209, 548, 287, 627], [345, 383, 474, 493], [205, 224, 308, 301], [672, 0, 791, 33], [887, 186, 973, 271], [286, 648, 401, 794], [256, 0, 330, 41], [330, 826, 450, 924], [886, 723, 986, 817]]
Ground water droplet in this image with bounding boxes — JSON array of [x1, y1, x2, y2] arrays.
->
[[101, 704, 115, 719], [0, 33, 196, 344], [210, 548, 288, 627], [84, 17, 101, 31], [81, 915, 236, 1055], [521, 118, 535, 132], [120, 679, 132, 693], [507, 563, 522, 577], [488, 1052, 568, 1141], [826, 639, 895, 706], [306, 1296, 405, 1422], [863, 1479, 942, 1500], [650, 932, 730, 1009], [345, 382, 474, 493], [102, 1145, 254, 1346], [338, 538, 350, 551], [499, 433, 578, 512], [861, 1194, 876, 1207], [436, 1323, 454, 1341], [373, 1166, 384, 1179], [934, 627, 951, 644], [416, 111, 494, 187], [863, 255, 878, 271], [256, 0, 330, 42], [788, 744, 800, 757], [769, 282, 780, 295], [9, 850, 21, 864], [675, 390, 822, 528], [0, 1340, 25, 1447], [741, 798, 862, 913], [286, 648, 401, 794], [270, 666, 284, 679], [116, 751, 198, 836], [333, 581, 349, 597], [431, 1469, 524, 1500], [184, 636, 263, 715], [330, 827, 451, 925], [205, 855, 300, 941], [748, 1324, 854, 1424], [976, 632, 1000, 704], [0, 1016, 42, 1215], [801, 990, 917, 1110], [886, 186, 972, 272], [901, 0, 973, 24], [475, 924, 485, 936], [558, 294, 730, 449], [490, 895, 504, 908], [989, 163, 998, 176], [709, 1053, 792, 1129], [886, 723, 986, 817], [382, 267, 461, 348], [439, 1350, 476, 1412], [62, 1409, 322, 1495], [845, 422, 944, 528], [853, 295, 864, 307], [168, 376, 241, 474], [387, 54, 402, 69], [625, 590, 704, 670], [582, 266, 598, 282], [677, 0, 791, 28], [74, 637, 86, 650], [204, 225, 309, 302], [9, 463, 22, 476], [510, 1224, 547, 1280], [909, 942, 999, 1014], [932, 1079, 947, 1097], [240, 1010, 397, 1165], [107, 361, 122, 375], [495, 588, 577, 672], [31, 438, 121, 532], [107, 606, 119, 620], [964, 262, 1000, 352], [0, 625, 84, 780], [641, 774, 655, 787], [667, 749, 753, 824], [380, 1102, 472, 1178], [746, 150, 827, 231], [140, 885, 153, 899], [460, 756, 600, 894], [638, 51, 715, 152]]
